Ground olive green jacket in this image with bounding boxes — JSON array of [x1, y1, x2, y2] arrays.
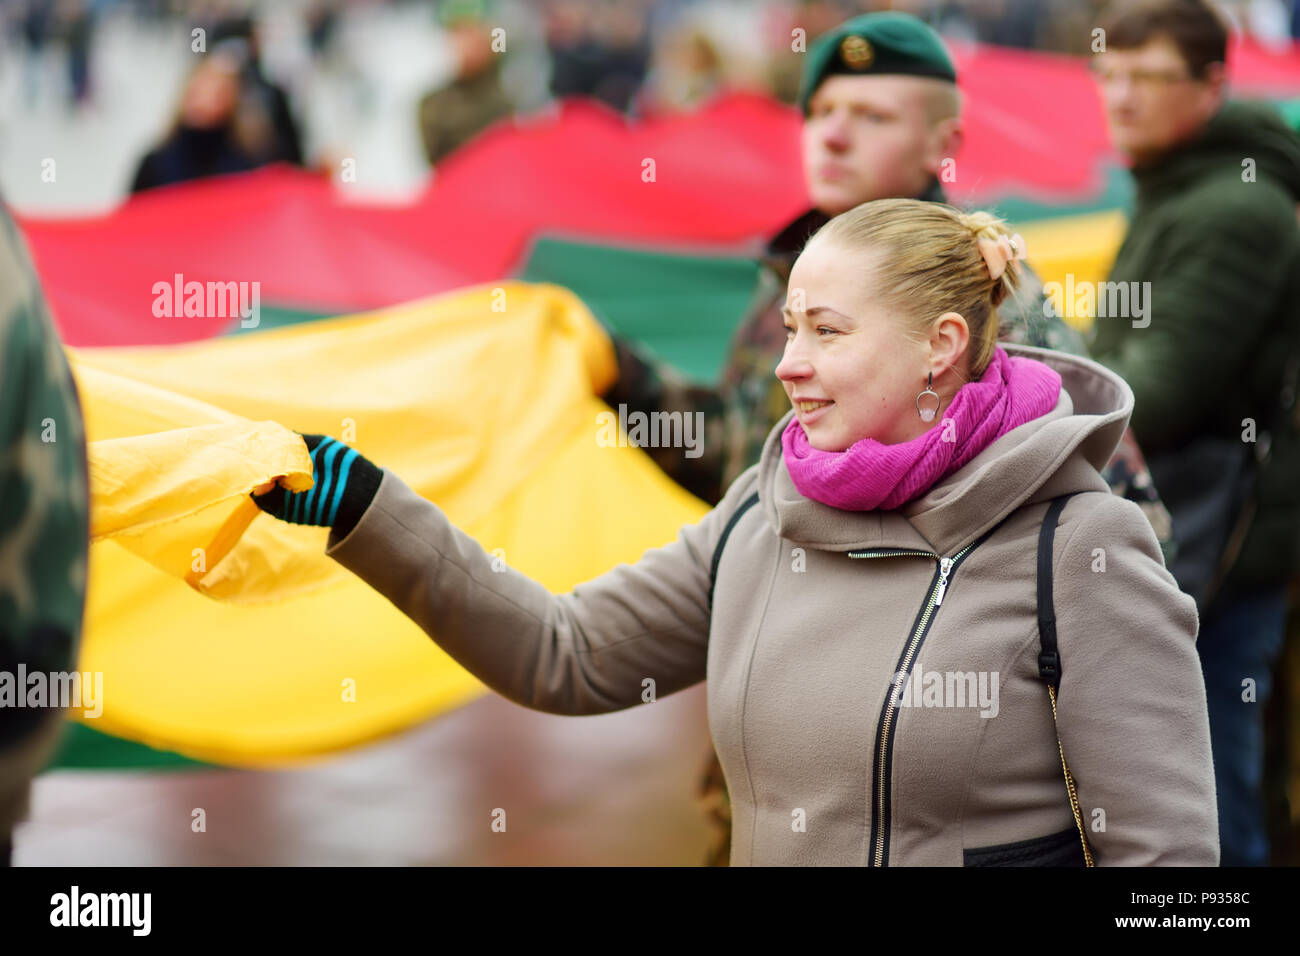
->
[[1090, 101, 1300, 601]]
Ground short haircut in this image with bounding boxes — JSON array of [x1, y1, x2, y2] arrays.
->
[[1099, 0, 1229, 78], [920, 79, 962, 125]]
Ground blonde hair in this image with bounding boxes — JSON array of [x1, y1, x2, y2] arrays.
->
[[808, 198, 1022, 380]]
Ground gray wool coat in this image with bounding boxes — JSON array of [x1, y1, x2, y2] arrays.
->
[[324, 344, 1218, 866]]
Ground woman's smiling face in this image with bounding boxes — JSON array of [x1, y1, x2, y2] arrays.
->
[[775, 235, 933, 452]]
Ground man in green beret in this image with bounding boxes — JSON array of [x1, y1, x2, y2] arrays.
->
[[598, 10, 1169, 865]]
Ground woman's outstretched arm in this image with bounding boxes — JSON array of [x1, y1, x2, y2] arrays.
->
[[254, 434, 758, 716]]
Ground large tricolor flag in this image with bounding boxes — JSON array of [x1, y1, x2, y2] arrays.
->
[[18, 39, 1300, 770]]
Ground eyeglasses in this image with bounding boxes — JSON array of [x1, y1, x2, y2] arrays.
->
[[1090, 64, 1198, 90]]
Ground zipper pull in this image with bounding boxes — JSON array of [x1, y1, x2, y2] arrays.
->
[[934, 556, 954, 606]]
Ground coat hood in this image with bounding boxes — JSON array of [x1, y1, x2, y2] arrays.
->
[[756, 344, 1133, 555]]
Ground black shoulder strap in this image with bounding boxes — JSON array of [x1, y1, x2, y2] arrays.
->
[[708, 491, 761, 610], [1036, 492, 1082, 693]]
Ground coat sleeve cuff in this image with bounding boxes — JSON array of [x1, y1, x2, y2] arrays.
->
[[325, 465, 387, 553]]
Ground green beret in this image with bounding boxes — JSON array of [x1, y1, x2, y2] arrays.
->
[[438, 0, 493, 25], [797, 12, 957, 114]]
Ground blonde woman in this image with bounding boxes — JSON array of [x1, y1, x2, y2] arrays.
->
[[252, 199, 1218, 865]]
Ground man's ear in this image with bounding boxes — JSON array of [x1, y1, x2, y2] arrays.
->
[[924, 117, 963, 178], [1201, 61, 1227, 115]]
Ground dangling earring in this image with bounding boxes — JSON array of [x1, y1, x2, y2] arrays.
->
[[916, 372, 940, 422]]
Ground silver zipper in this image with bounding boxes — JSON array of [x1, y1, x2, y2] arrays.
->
[[852, 541, 975, 866], [848, 549, 934, 560], [934, 556, 954, 606]]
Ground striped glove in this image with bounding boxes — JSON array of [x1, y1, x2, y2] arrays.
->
[[251, 433, 382, 538]]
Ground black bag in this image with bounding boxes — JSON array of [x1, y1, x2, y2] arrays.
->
[[1146, 438, 1255, 613]]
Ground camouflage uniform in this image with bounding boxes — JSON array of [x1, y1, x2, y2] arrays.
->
[[0, 204, 91, 864], [600, 180, 1172, 866]]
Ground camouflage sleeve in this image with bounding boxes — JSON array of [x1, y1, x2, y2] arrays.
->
[[999, 263, 1174, 564], [601, 334, 729, 506], [996, 263, 1090, 357], [0, 206, 91, 751]]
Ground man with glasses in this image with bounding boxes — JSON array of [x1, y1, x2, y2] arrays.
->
[[1089, 0, 1300, 866]]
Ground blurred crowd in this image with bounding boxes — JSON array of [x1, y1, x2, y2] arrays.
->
[[5, 0, 1300, 194]]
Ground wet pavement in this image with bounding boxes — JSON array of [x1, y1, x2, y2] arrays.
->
[[16, 685, 714, 865]]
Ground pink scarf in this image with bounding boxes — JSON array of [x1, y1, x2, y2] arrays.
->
[[781, 346, 1062, 511]]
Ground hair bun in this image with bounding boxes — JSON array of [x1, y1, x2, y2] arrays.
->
[[959, 210, 1007, 243]]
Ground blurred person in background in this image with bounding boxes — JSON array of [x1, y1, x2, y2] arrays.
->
[[304, 0, 342, 58], [766, 0, 859, 105], [601, 10, 1174, 865], [1089, 0, 1300, 866], [56, 0, 95, 110], [942, 0, 1041, 48], [417, 0, 515, 166], [208, 14, 304, 167], [637, 24, 725, 113], [18, 0, 55, 109], [129, 46, 265, 193], [0, 201, 91, 868], [545, 0, 651, 114]]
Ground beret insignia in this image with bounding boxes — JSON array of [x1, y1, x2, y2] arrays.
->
[[839, 35, 874, 70]]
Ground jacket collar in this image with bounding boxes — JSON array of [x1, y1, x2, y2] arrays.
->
[[756, 345, 1131, 556], [1130, 101, 1300, 204]]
